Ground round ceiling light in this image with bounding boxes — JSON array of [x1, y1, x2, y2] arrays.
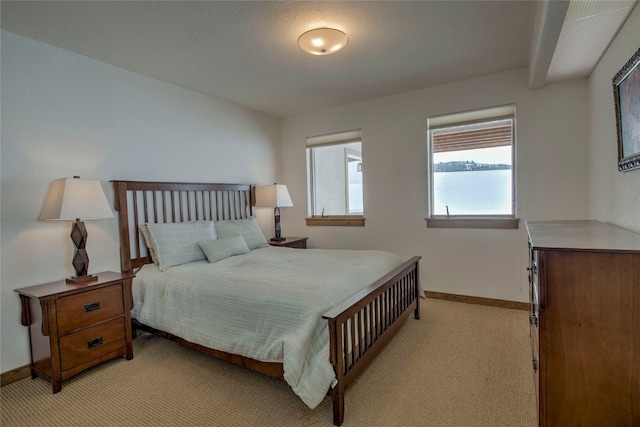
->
[[297, 28, 349, 56]]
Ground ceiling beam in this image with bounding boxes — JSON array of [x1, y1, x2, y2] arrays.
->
[[528, 0, 570, 89]]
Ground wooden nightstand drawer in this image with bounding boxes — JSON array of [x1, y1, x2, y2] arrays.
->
[[59, 318, 126, 372], [57, 285, 124, 333]]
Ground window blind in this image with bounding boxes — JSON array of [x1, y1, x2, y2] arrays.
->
[[428, 104, 514, 129], [432, 120, 512, 153], [306, 129, 362, 147]]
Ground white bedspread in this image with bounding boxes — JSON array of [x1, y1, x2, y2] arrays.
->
[[131, 246, 403, 409]]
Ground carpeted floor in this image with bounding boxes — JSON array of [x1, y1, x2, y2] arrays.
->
[[0, 298, 537, 426]]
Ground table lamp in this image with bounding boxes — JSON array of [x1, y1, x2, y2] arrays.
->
[[255, 183, 293, 241], [39, 176, 114, 284]]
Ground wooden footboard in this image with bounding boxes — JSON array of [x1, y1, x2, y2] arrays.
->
[[323, 256, 421, 426]]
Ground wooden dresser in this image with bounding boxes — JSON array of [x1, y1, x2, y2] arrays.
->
[[16, 271, 134, 392], [526, 220, 640, 426]]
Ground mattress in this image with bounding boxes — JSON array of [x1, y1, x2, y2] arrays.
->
[[131, 246, 403, 408]]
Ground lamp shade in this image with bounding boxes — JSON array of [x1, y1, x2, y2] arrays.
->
[[39, 177, 114, 220], [255, 184, 293, 208]]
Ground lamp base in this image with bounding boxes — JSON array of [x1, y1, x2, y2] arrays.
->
[[270, 237, 286, 242], [66, 274, 98, 285]]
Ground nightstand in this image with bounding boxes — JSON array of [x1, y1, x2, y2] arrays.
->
[[268, 237, 308, 249], [16, 271, 134, 393]]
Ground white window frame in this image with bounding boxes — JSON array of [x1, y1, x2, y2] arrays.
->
[[426, 105, 519, 229], [306, 130, 365, 227]]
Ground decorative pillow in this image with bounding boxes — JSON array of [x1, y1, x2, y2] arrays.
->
[[215, 217, 268, 250], [146, 221, 217, 271], [140, 225, 159, 265], [198, 235, 250, 263]]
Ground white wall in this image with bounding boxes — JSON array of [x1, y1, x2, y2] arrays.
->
[[587, 5, 640, 233], [281, 68, 590, 304], [0, 31, 281, 373]]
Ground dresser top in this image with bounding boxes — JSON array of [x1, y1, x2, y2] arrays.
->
[[526, 220, 640, 253]]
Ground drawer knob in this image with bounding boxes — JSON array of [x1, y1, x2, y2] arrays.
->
[[87, 337, 103, 349], [84, 301, 101, 312]]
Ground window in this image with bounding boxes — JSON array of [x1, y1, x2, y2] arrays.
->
[[427, 105, 518, 229], [306, 130, 364, 226]]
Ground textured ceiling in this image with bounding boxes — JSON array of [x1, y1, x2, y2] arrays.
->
[[547, 0, 637, 82], [1, 1, 636, 118]]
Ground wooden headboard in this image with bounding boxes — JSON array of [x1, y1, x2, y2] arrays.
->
[[112, 181, 256, 274]]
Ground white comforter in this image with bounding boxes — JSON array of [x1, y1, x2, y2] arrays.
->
[[131, 246, 403, 408]]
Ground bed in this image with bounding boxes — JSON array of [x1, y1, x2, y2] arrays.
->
[[112, 180, 421, 426]]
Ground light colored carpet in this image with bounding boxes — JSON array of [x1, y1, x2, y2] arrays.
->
[[0, 299, 537, 426]]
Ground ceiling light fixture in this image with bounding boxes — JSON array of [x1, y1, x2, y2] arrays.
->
[[298, 28, 348, 56]]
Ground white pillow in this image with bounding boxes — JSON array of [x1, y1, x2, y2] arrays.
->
[[215, 217, 268, 250], [146, 221, 217, 271], [198, 235, 250, 263], [140, 225, 159, 265]]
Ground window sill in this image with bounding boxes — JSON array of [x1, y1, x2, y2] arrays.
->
[[305, 216, 365, 227], [426, 216, 519, 229]]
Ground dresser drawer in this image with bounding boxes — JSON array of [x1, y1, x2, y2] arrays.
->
[[59, 318, 126, 372], [57, 285, 124, 333]]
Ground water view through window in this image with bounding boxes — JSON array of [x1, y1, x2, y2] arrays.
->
[[433, 146, 512, 215]]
